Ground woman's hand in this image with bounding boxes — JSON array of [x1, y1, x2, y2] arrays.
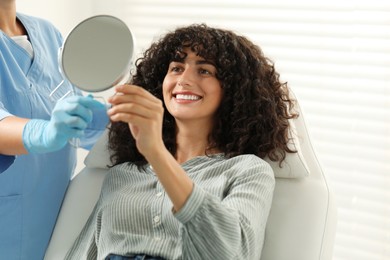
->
[[109, 84, 195, 212], [107, 84, 165, 157]]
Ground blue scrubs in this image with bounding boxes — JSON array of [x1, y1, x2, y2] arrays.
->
[[0, 13, 106, 259]]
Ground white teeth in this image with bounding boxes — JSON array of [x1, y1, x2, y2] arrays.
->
[[175, 94, 201, 100]]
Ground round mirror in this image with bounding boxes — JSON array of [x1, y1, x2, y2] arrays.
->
[[60, 15, 134, 92]]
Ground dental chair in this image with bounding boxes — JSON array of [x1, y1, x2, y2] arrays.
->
[[44, 93, 337, 260]]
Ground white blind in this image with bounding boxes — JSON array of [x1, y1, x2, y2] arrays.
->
[[93, 1, 390, 259]]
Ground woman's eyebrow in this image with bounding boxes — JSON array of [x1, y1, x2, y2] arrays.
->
[[170, 59, 215, 66], [171, 56, 184, 62], [196, 60, 216, 66]]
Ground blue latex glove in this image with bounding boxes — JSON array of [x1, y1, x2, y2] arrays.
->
[[22, 96, 106, 154]]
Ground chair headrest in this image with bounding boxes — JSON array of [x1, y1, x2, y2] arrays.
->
[[263, 118, 310, 178]]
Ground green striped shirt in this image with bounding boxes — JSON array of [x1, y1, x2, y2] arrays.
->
[[65, 154, 275, 260]]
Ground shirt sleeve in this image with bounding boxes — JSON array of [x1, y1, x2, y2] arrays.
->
[[174, 159, 275, 260]]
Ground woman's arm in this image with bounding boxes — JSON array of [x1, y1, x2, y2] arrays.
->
[[108, 84, 194, 212], [177, 159, 275, 259]]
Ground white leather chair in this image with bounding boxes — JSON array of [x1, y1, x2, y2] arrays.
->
[[45, 93, 337, 260], [260, 97, 338, 260]]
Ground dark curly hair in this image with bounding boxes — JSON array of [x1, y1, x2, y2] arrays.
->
[[108, 23, 298, 167]]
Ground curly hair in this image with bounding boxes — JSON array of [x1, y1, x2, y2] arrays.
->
[[108, 23, 298, 167]]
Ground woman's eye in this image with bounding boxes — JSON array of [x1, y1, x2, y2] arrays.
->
[[171, 66, 183, 73], [199, 69, 212, 75]]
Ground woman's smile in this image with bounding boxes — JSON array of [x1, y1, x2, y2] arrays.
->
[[173, 92, 203, 103]]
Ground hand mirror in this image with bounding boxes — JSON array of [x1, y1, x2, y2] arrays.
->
[[59, 15, 134, 92]]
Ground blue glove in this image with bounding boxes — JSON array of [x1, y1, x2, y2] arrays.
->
[[22, 95, 106, 154]]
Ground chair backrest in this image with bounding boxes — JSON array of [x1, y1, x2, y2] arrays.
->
[[44, 93, 337, 260], [260, 96, 338, 260]]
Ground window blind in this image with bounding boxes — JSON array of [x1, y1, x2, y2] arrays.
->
[[93, 1, 390, 259]]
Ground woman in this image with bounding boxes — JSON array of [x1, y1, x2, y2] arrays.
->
[[66, 24, 297, 260]]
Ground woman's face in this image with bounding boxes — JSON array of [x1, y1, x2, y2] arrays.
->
[[162, 49, 223, 125]]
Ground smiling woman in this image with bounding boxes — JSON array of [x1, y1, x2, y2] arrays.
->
[[106, 1, 390, 260], [63, 23, 298, 260]]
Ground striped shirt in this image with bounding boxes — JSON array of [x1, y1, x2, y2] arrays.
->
[[65, 154, 275, 260]]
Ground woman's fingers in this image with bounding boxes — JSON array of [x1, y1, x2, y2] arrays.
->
[[107, 84, 163, 123], [108, 95, 159, 115], [107, 84, 165, 155], [107, 98, 162, 121], [108, 85, 160, 113], [108, 103, 154, 122], [108, 85, 156, 104]]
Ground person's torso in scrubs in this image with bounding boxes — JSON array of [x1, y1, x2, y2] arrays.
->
[[0, 13, 77, 260]]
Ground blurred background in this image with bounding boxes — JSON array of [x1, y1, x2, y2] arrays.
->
[[17, 0, 390, 259]]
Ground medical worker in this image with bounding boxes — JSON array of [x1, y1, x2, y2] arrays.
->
[[0, 1, 108, 259]]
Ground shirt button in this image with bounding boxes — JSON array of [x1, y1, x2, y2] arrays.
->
[[153, 216, 161, 223], [156, 192, 163, 198]]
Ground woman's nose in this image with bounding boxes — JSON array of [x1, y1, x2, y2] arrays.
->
[[178, 78, 190, 87], [177, 68, 195, 87]]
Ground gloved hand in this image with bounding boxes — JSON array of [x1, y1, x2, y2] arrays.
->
[[22, 95, 106, 154]]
